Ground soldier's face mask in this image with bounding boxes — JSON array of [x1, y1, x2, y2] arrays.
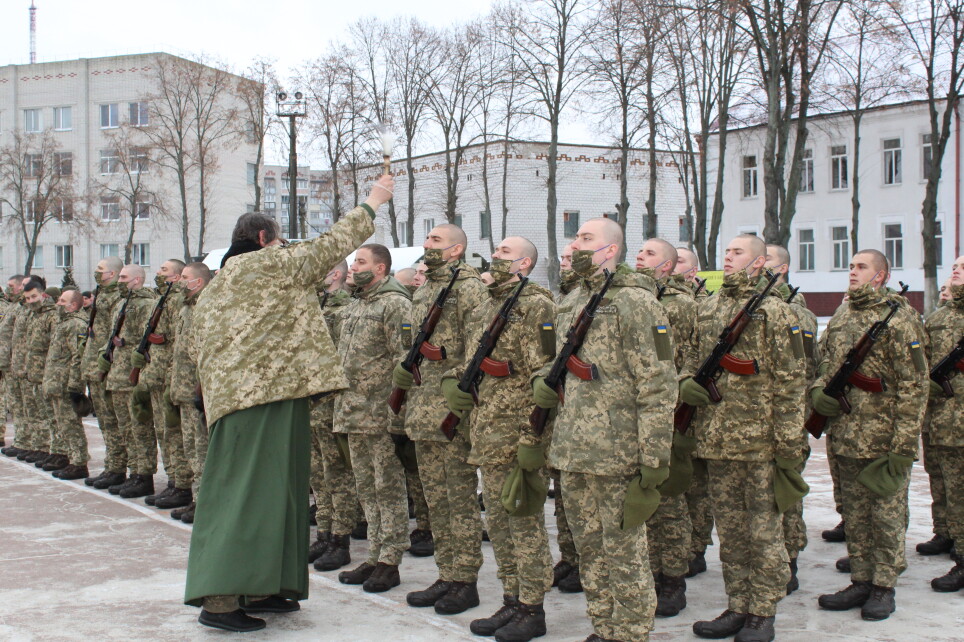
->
[[182, 277, 202, 293], [636, 259, 670, 280], [352, 270, 375, 288], [94, 271, 105, 286], [118, 281, 130, 296], [155, 274, 169, 289], [489, 257, 524, 285], [559, 268, 580, 292], [423, 244, 457, 269], [571, 245, 611, 278]]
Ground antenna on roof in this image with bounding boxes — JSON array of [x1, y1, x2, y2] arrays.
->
[[29, 1, 37, 64]]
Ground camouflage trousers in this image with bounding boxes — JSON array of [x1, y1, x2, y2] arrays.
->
[[112, 389, 157, 476], [5, 374, 25, 448], [407, 467, 431, 531], [310, 401, 359, 536], [927, 445, 964, 545], [481, 462, 553, 605], [647, 492, 692, 578], [550, 468, 578, 566], [415, 437, 483, 582], [837, 455, 910, 587], [88, 379, 127, 473], [150, 388, 191, 489], [782, 456, 808, 559], [0, 373, 6, 439], [686, 457, 714, 554], [49, 395, 89, 465], [826, 434, 844, 517], [922, 432, 948, 538], [180, 404, 207, 496], [348, 432, 409, 566], [708, 459, 789, 617], [561, 471, 655, 641], [23, 381, 53, 452]]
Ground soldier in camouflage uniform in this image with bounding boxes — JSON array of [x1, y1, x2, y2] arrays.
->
[[97, 265, 159, 499], [43, 290, 90, 479], [22, 281, 59, 465], [332, 244, 412, 593], [82, 258, 128, 489], [0, 284, 12, 448], [10, 277, 39, 461], [392, 224, 489, 615], [683, 235, 806, 642], [443, 236, 556, 641], [534, 218, 676, 642], [0, 275, 26, 457], [813, 249, 927, 621]]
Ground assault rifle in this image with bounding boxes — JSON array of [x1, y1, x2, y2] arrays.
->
[[674, 269, 781, 434], [319, 290, 330, 309], [440, 277, 529, 440], [786, 285, 800, 304], [388, 267, 461, 415], [99, 289, 133, 381], [529, 268, 616, 437], [804, 300, 900, 439], [694, 278, 706, 297], [129, 282, 175, 385], [656, 283, 667, 300], [86, 285, 101, 340], [930, 335, 964, 397]]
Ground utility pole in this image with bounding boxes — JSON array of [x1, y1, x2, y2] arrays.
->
[[276, 90, 306, 239]]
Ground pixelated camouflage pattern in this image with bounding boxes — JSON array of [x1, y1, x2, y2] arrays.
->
[[927, 445, 964, 544], [923, 287, 963, 446], [686, 458, 713, 553], [646, 492, 691, 577], [10, 302, 32, 379], [660, 275, 699, 373], [42, 310, 88, 396], [113, 388, 157, 475], [349, 432, 410, 565], [50, 394, 88, 465], [0, 298, 23, 371], [550, 469, 578, 564], [22, 381, 53, 452], [922, 433, 948, 537], [104, 287, 158, 392], [81, 283, 121, 380], [152, 386, 191, 488], [169, 292, 200, 406], [24, 299, 58, 384], [140, 288, 185, 389]]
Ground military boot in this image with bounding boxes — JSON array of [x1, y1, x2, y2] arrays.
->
[[119, 474, 155, 498], [786, 558, 799, 595], [687, 551, 707, 577], [55, 464, 89, 480], [734, 615, 775, 642], [860, 585, 895, 620], [493, 602, 546, 642], [171, 501, 195, 521], [25, 451, 48, 464], [693, 610, 747, 639], [16, 449, 34, 460], [363, 562, 401, 593], [656, 574, 686, 617], [835, 556, 851, 573], [2, 445, 23, 457], [822, 520, 846, 542], [552, 561, 573, 587], [931, 554, 964, 592], [145, 480, 175, 506], [42, 454, 69, 471], [85, 470, 107, 486], [308, 531, 331, 563], [471, 595, 520, 635], [434, 580, 480, 615], [408, 529, 434, 557], [155, 488, 192, 509], [818, 581, 872, 610], [351, 520, 368, 540], [180, 503, 196, 524], [314, 534, 351, 571], [407, 579, 453, 607], [108, 475, 136, 494], [557, 565, 583, 593], [917, 534, 955, 556], [338, 562, 376, 585], [94, 471, 126, 489]]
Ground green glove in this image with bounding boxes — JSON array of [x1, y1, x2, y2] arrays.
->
[[640, 464, 670, 489], [659, 432, 697, 497], [517, 443, 546, 471], [856, 453, 912, 497], [500, 464, 548, 517], [392, 363, 414, 390], [162, 390, 180, 429], [887, 452, 914, 476], [621, 473, 662, 530], [773, 458, 809, 513], [130, 350, 148, 370], [335, 433, 352, 469], [97, 355, 112, 374], [130, 384, 152, 424], [442, 378, 474, 413], [532, 377, 559, 409], [929, 380, 944, 398], [679, 377, 710, 407], [810, 388, 842, 417]]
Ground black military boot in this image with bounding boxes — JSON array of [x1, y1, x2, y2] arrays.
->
[[42, 454, 69, 471], [180, 503, 196, 524], [493, 602, 546, 642], [693, 610, 747, 639], [94, 471, 126, 489], [314, 534, 351, 571], [407, 579, 453, 607], [822, 520, 846, 542], [172, 501, 194, 521], [687, 551, 707, 577], [120, 474, 155, 498], [308, 531, 331, 563], [16, 449, 34, 460], [155, 488, 192, 509], [558, 565, 583, 593], [786, 558, 799, 595], [26, 451, 49, 464], [860, 585, 895, 620], [309, 503, 317, 526], [338, 562, 376, 585], [818, 581, 872, 610], [351, 520, 368, 540], [145, 480, 175, 506], [656, 574, 686, 617], [363, 562, 401, 593], [3, 446, 22, 457], [84, 470, 107, 486], [471, 595, 520, 635], [55, 464, 89, 480], [552, 560, 574, 587], [931, 554, 964, 592], [108, 475, 136, 494], [434, 580, 480, 615], [734, 614, 775, 642], [835, 556, 851, 573], [408, 529, 434, 557], [917, 534, 955, 556]]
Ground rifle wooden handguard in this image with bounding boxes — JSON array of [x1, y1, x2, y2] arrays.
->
[[566, 355, 598, 381], [111, 337, 125, 348], [147, 332, 166, 345], [480, 357, 513, 377], [419, 341, 446, 361], [848, 371, 885, 393], [719, 353, 758, 376]]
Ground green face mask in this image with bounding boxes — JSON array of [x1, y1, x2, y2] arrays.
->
[[94, 272, 105, 286], [489, 257, 523, 285], [26, 300, 42, 312], [118, 281, 130, 296], [571, 245, 610, 278], [847, 282, 880, 308], [4, 286, 13, 300], [155, 274, 169, 289], [423, 244, 456, 269], [559, 268, 580, 292], [57, 305, 68, 319], [405, 284, 418, 296], [352, 271, 375, 288]]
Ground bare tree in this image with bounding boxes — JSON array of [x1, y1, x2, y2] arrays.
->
[[237, 57, 279, 211]]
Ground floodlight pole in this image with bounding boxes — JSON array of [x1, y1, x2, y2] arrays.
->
[[287, 114, 299, 239]]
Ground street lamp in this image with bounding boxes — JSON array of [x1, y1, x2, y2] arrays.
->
[[276, 90, 307, 239]]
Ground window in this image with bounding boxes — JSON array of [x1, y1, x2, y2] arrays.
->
[[264, 179, 277, 195], [884, 223, 903, 269], [24, 200, 39, 223], [423, 218, 436, 238], [100, 197, 120, 221], [24, 154, 42, 178], [922, 133, 934, 181], [480, 210, 491, 240], [56, 199, 74, 222], [563, 210, 580, 238], [798, 229, 815, 271], [831, 145, 848, 190], [264, 201, 276, 211], [24, 108, 42, 132], [832, 226, 849, 270], [100, 104, 119, 129], [799, 149, 814, 193], [53, 106, 72, 131], [297, 178, 308, 190], [934, 219, 943, 267], [130, 148, 149, 173], [131, 243, 150, 267], [31, 247, 43, 269], [679, 216, 692, 243], [129, 102, 149, 126], [55, 245, 73, 269], [281, 194, 290, 206], [883, 138, 902, 185], [100, 244, 120, 258], [247, 163, 257, 186], [397, 222, 410, 246], [742, 155, 758, 197], [135, 202, 151, 220], [100, 149, 119, 174], [55, 152, 72, 176]]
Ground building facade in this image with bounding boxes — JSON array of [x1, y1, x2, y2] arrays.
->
[[260, 164, 335, 239]]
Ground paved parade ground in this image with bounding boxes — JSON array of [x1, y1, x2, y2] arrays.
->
[[1, 420, 962, 641]]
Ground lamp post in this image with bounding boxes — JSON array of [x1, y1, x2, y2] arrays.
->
[[276, 90, 306, 239]]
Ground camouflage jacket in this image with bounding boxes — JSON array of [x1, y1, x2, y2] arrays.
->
[[451, 279, 556, 466], [812, 287, 928, 459], [42, 310, 88, 396], [10, 303, 33, 378], [169, 291, 200, 406], [777, 283, 820, 381], [0, 300, 24, 372], [194, 205, 375, 426], [923, 284, 963, 446], [140, 289, 186, 390], [333, 276, 412, 435], [81, 283, 122, 381], [25, 299, 58, 384], [684, 274, 807, 462], [660, 275, 698, 374], [545, 265, 676, 475], [103, 287, 159, 392], [312, 289, 352, 427]]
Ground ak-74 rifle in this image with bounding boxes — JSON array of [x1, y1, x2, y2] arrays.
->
[[786, 285, 801, 304], [86, 285, 101, 340], [674, 269, 782, 434], [388, 267, 461, 415], [656, 282, 667, 300], [440, 277, 529, 440], [529, 268, 616, 437], [129, 281, 175, 385], [694, 278, 706, 297], [99, 289, 134, 381], [930, 335, 964, 397]]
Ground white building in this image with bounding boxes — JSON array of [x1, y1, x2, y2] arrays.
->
[[0, 53, 260, 290], [707, 99, 963, 315], [261, 164, 335, 239]]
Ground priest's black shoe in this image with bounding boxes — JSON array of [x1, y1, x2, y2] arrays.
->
[[241, 595, 300, 613], [693, 610, 747, 639], [198, 609, 265, 632]]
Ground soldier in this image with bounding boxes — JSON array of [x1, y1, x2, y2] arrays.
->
[[22, 279, 60, 467], [332, 244, 412, 593], [0, 274, 26, 457], [43, 289, 91, 480], [392, 223, 489, 615], [812, 249, 927, 621], [395, 267, 418, 295], [10, 276, 41, 462], [443, 236, 556, 641], [97, 264, 159, 499], [0, 282, 11, 448], [683, 234, 806, 641], [411, 262, 428, 288], [82, 291, 94, 310], [533, 218, 676, 642], [82, 258, 128, 489]]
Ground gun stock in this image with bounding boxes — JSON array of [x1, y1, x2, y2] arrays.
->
[[440, 412, 461, 440], [804, 410, 828, 439], [387, 386, 407, 415]]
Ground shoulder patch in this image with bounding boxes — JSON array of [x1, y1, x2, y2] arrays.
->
[[802, 329, 815, 359], [909, 340, 925, 373], [539, 322, 556, 357], [400, 323, 413, 348], [788, 325, 805, 360], [652, 325, 672, 361]]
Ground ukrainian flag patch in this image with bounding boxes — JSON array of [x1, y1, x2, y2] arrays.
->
[[400, 323, 413, 347], [656, 325, 667, 334], [803, 330, 813, 339], [909, 341, 925, 372], [542, 323, 553, 330], [790, 326, 800, 334]]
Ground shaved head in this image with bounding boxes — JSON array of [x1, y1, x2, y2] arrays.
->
[[854, 249, 889, 274], [58, 289, 84, 311], [435, 224, 467, 258], [639, 238, 678, 272], [674, 247, 700, 281], [738, 234, 767, 259], [724, 234, 768, 276], [765, 244, 791, 282], [119, 264, 146, 290], [102, 256, 123, 273], [591, 217, 624, 247], [395, 267, 417, 286]]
